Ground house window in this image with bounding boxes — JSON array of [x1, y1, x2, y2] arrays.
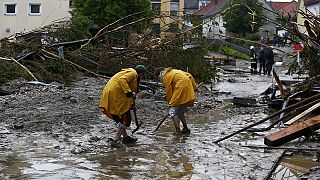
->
[[167, 23, 179, 33], [151, 1, 160, 16], [170, 2, 179, 16], [4, 3, 17, 16], [29, 3, 41, 16], [69, 0, 75, 8]]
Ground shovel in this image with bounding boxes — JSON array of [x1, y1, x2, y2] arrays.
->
[[152, 114, 169, 133], [131, 105, 143, 134]]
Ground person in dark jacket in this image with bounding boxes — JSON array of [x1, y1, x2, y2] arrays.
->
[[258, 47, 266, 75], [264, 46, 275, 76], [249, 46, 257, 74]]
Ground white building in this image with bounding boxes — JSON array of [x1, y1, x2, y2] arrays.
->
[[0, 0, 73, 39]]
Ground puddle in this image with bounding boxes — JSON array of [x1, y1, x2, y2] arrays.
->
[[269, 152, 320, 179], [0, 109, 280, 179]]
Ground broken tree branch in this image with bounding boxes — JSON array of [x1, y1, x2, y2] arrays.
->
[[40, 48, 107, 79], [0, 57, 38, 81]]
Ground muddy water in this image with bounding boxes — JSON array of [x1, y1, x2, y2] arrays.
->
[[1, 108, 282, 179], [1, 59, 317, 179], [270, 153, 320, 179]]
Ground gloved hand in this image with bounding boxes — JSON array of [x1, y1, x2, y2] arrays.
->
[[125, 92, 136, 99], [125, 92, 133, 98]]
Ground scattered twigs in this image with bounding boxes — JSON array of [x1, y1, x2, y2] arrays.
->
[[40, 48, 107, 79], [213, 93, 320, 143]]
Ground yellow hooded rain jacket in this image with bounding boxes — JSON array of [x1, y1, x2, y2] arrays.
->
[[161, 68, 197, 107], [99, 68, 138, 118]]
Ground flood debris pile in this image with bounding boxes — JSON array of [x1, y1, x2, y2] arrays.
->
[[0, 19, 214, 90]]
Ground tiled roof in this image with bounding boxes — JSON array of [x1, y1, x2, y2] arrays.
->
[[194, 0, 226, 17], [270, 1, 297, 16]]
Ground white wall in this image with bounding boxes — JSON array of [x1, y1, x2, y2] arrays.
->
[[0, 0, 72, 39], [202, 15, 226, 38]]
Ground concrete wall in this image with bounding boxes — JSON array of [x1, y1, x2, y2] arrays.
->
[[0, 0, 72, 39]]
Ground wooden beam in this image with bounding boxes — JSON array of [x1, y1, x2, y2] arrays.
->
[[264, 115, 320, 146], [285, 102, 320, 125], [272, 68, 286, 100]]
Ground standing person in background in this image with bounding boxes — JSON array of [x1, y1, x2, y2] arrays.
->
[[249, 46, 257, 74], [258, 47, 266, 75], [265, 46, 275, 76], [99, 65, 146, 148], [154, 67, 197, 134]]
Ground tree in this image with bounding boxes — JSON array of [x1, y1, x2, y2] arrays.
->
[[223, 0, 265, 37], [72, 0, 153, 32]]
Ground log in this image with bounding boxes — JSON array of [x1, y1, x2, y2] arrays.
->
[[264, 115, 320, 146]]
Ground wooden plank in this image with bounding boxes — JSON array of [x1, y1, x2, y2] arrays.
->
[[264, 115, 320, 146], [272, 68, 286, 100], [285, 102, 320, 125]]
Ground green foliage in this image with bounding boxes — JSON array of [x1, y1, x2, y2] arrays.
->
[[0, 61, 30, 85], [144, 40, 214, 82], [223, 0, 265, 36], [55, 16, 93, 41], [23, 58, 77, 83], [208, 45, 250, 60], [219, 46, 250, 60], [72, 0, 153, 32], [302, 46, 320, 77]]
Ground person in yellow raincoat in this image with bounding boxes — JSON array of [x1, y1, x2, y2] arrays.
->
[[99, 65, 146, 147], [154, 67, 197, 134]]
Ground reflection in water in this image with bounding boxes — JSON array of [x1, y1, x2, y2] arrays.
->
[[2, 110, 320, 179], [270, 153, 320, 180], [94, 133, 194, 179]]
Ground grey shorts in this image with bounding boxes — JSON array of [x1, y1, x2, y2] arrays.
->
[[169, 104, 187, 118]]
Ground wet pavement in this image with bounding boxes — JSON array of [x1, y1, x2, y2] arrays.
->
[[1, 49, 320, 179]]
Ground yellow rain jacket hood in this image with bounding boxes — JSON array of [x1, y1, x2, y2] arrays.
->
[[161, 68, 197, 107], [99, 68, 138, 118]]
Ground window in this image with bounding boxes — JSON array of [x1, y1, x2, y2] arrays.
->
[[29, 3, 41, 16], [69, 0, 74, 8], [4, 3, 17, 16], [151, 2, 160, 16], [170, 2, 179, 16], [167, 23, 179, 33]]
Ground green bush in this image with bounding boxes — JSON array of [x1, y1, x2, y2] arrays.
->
[[219, 46, 250, 60]]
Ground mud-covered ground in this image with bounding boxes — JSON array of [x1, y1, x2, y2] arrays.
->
[[1, 49, 320, 179]]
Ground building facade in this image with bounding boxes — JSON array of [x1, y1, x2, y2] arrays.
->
[[152, 0, 185, 38], [0, 0, 73, 39]]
